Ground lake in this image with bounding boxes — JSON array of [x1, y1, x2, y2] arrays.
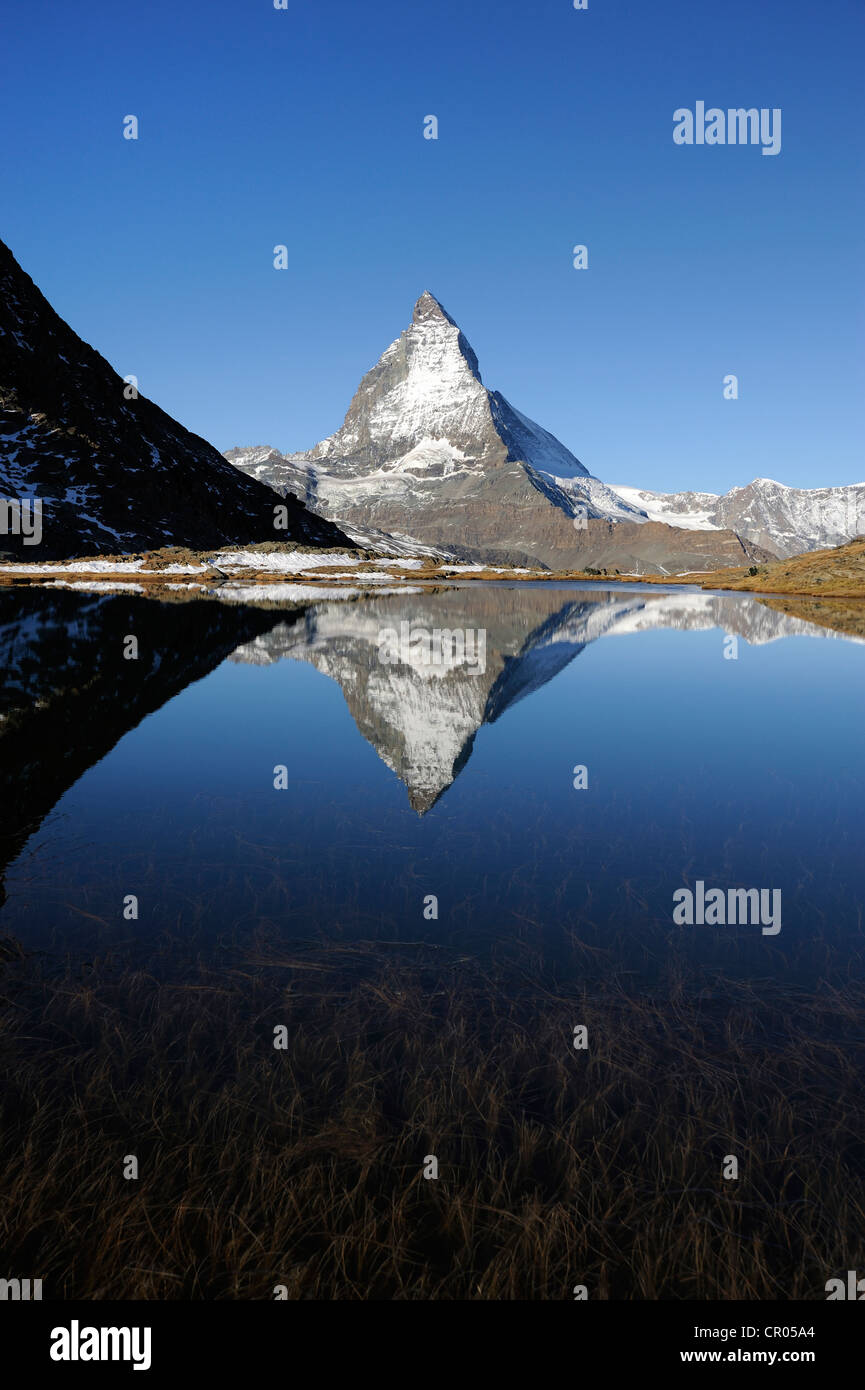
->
[[1, 581, 863, 1299]]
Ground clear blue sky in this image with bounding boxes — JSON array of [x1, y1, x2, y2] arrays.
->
[[1, 0, 862, 492]]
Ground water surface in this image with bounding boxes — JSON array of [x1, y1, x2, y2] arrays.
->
[[1, 582, 863, 1299], [2, 582, 862, 962]]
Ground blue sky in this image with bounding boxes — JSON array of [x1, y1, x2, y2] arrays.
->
[[1, 0, 862, 493]]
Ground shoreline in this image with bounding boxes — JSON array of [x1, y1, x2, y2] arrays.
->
[[2, 565, 864, 602], [1, 535, 864, 603]]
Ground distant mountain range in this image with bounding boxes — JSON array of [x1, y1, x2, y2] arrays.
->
[[226, 293, 774, 573], [2, 244, 858, 571], [612, 479, 865, 560], [0, 239, 347, 560], [226, 292, 863, 571]]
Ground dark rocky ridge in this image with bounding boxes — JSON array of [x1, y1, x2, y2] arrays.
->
[[0, 239, 348, 560]]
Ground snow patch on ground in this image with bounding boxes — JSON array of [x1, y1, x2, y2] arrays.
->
[[0, 559, 206, 575], [209, 550, 361, 572], [438, 564, 537, 574]]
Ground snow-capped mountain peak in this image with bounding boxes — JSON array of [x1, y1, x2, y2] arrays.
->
[[227, 294, 695, 568], [226, 295, 777, 571], [412, 289, 462, 330]]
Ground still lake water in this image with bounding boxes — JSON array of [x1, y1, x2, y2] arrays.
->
[[1, 581, 863, 962], [2, 580, 864, 1299]]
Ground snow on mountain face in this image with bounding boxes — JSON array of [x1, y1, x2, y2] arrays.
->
[[307, 292, 499, 474], [612, 479, 865, 559], [227, 292, 693, 570], [227, 295, 779, 572], [611, 486, 722, 531]]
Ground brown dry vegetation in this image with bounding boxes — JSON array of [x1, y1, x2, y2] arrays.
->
[[719, 536, 865, 597], [3, 537, 865, 610], [568, 537, 865, 600], [1, 921, 863, 1301], [756, 594, 865, 641]]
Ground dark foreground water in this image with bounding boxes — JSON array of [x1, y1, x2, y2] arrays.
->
[[1, 582, 863, 1299]]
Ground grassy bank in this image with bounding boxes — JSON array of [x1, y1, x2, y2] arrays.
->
[[3, 538, 865, 604]]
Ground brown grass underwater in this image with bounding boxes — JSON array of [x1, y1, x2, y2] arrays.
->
[[1, 922, 864, 1300]]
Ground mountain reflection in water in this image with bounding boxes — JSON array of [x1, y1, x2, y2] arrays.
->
[[1, 580, 861, 933], [227, 584, 860, 812], [1, 581, 864, 1299]]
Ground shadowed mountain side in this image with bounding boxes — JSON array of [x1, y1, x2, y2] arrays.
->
[[228, 585, 850, 813], [0, 590, 291, 904], [0, 238, 350, 559], [481, 605, 591, 724]]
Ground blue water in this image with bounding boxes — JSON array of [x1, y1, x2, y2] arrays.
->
[[2, 583, 863, 969]]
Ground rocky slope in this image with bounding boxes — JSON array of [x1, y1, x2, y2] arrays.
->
[[227, 293, 771, 573], [612, 479, 865, 559], [722, 536, 865, 597], [0, 238, 348, 560]]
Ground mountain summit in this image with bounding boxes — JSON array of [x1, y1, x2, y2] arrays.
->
[[412, 290, 464, 328], [227, 297, 770, 572]]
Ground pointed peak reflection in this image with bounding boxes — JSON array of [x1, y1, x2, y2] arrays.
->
[[228, 585, 853, 813]]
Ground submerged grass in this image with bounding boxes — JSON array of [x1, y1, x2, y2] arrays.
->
[[0, 922, 863, 1300]]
